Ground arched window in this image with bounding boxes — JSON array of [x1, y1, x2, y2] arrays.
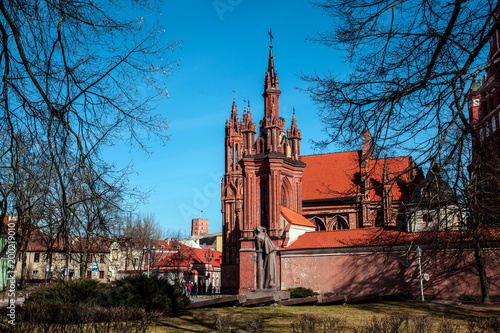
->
[[281, 178, 292, 209], [329, 215, 349, 230], [311, 217, 326, 231]]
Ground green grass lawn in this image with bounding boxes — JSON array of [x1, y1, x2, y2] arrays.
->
[[154, 301, 500, 332]]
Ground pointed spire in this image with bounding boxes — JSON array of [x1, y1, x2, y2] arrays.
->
[[383, 158, 390, 182], [241, 100, 255, 131], [229, 100, 239, 134], [288, 108, 301, 139], [265, 30, 279, 90], [287, 108, 301, 160], [362, 128, 373, 160]]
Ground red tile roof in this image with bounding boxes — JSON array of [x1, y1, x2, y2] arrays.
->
[[368, 156, 416, 201], [302, 152, 420, 201], [281, 206, 315, 228], [154, 245, 222, 268], [282, 228, 500, 251], [283, 228, 394, 250], [302, 151, 360, 201], [21, 230, 110, 253]]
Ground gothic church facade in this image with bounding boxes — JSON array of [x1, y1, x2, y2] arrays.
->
[[221, 43, 424, 294]]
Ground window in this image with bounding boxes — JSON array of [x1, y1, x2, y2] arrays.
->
[[32, 270, 39, 279], [86, 254, 92, 263], [422, 213, 433, 223], [99, 254, 105, 264], [34, 253, 40, 263], [112, 249, 118, 260], [99, 271, 104, 279], [86, 270, 92, 278]]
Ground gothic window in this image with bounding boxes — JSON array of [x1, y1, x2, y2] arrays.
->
[[311, 217, 326, 231], [281, 178, 292, 209], [375, 211, 384, 227], [330, 215, 349, 230], [260, 179, 268, 229], [281, 189, 288, 208], [235, 144, 240, 169], [422, 213, 433, 223]]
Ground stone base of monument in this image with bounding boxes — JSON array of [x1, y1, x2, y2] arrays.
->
[[185, 291, 291, 309], [237, 290, 290, 307], [245, 290, 290, 301]]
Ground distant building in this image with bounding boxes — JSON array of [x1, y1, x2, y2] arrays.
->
[[16, 230, 111, 283], [468, 7, 500, 224], [191, 218, 209, 236], [186, 219, 222, 252]]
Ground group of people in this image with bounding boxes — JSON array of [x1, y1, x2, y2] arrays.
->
[[184, 281, 217, 296]]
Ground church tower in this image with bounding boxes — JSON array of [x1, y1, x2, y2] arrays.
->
[[221, 40, 305, 294]]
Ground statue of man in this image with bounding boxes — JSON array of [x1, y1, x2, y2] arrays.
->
[[255, 225, 277, 289]]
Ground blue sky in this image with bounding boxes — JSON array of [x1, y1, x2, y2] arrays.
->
[[106, 1, 348, 235]]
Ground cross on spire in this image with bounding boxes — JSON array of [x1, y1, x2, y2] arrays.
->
[[268, 29, 274, 46]]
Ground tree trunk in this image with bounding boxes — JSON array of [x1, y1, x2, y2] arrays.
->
[[473, 238, 491, 303]]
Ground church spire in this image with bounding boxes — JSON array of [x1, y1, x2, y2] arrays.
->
[[264, 31, 279, 91], [228, 100, 239, 134], [287, 108, 302, 160], [260, 31, 284, 153]]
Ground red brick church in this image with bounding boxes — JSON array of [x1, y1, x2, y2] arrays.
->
[[221, 42, 500, 299]]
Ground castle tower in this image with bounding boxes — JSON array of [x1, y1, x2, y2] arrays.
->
[[221, 40, 305, 294], [191, 218, 209, 236]]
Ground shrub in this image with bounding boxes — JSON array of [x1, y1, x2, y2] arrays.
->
[[409, 316, 433, 333], [467, 316, 500, 333], [0, 303, 159, 332], [25, 276, 190, 316], [291, 314, 346, 333], [26, 278, 103, 306], [212, 313, 236, 333], [287, 287, 318, 298], [111, 275, 190, 315]]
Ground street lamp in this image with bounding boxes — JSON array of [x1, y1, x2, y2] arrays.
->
[[416, 246, 424, 301], [143, 244, 156, 277], [204, 250, 214, 293]]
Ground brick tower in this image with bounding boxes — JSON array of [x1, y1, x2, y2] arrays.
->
[[191, 218, 209, 236], [221, 41, 305, 294]]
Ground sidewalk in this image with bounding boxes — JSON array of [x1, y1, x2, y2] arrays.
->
[[0, 293, 25, 307]]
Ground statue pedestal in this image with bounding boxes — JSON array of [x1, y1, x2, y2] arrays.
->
[[245, 290, 290, 301]]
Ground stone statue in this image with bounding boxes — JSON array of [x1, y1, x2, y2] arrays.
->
[[255, 225, 277, 289]]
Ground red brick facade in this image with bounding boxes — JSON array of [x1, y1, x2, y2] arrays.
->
[[469, 6, 500, 223], [191, 218, 209, 236], [221, 44, 305, 294], [221, 43, 424, 295]]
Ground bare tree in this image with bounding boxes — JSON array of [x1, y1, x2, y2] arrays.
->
[[118, 212, 164, 274], [305, 0, 500, 302], [0, 1, 177, 277]]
